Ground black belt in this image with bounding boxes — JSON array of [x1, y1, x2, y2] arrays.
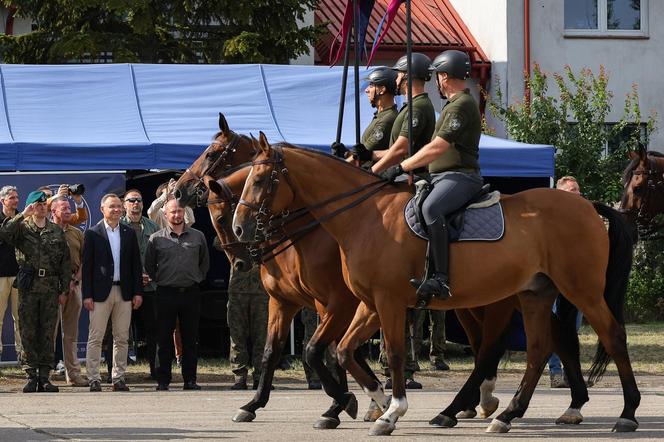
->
[[158, 284, 198, 294], [112, 281, 121, 286]]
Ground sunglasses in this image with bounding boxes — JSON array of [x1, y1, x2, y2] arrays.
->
[[125, 198, 142, 203]]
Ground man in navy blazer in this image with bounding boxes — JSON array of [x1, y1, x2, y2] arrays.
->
[[82, 193, 142, 392]]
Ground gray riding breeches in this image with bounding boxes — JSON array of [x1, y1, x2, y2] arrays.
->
[[421, 171, 484, 225]]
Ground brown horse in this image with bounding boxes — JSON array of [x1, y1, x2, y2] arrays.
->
[[233, 135, 638, 436], [175, 114, 376, 427], [621, 146, 664, 238], [177, 116, 590, 431]]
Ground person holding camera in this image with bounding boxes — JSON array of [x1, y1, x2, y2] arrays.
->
[[39, 184, 88, 226], [0, 190, 70, 393]]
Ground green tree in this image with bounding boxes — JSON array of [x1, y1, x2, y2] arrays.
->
[[487, 64, 656, 203], [0, 0, 322, 64]]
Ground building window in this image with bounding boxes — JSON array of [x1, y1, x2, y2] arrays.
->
[[564, 0, 648, 38]]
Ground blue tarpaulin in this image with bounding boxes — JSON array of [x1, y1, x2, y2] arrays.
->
[[0, 63, 554, 176]]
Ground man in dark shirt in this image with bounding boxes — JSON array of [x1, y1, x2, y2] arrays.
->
[[0, 185, 22, 359], [145, 197, 209, 391]]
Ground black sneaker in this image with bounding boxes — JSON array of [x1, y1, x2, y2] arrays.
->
[[405, 378, 423, 389], [89, 380, 102, 392], [156, 383, 169, 391], [23, 378, 39, 393], [183, 381, 201, 390], [433, 359, 450, 371], [39, 381, 59, 393]]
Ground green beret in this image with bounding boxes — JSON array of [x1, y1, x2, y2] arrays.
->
[[25, 190, 47, 205]]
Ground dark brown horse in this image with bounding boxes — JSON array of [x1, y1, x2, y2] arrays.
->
[[233, 135, 637, 436], [621, 146, 664, 238]]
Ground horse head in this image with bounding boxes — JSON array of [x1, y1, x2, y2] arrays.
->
[[174, 112, 255, 207], [233, 132, 294, 243], [621, 145, 664, 238], [203, 171, 253, 273]]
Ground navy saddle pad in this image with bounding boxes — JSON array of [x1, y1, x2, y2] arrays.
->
[[404, 192, 505, 242]]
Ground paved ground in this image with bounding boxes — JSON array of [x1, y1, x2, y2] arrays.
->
[[1, 374, 663, 441]]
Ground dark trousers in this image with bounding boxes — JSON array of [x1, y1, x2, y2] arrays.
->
[[140, 291, 158, 377], [155, 285, 201, 385]]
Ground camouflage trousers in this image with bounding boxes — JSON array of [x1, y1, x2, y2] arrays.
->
[[18, 288, 59, 376], [228, 291, 269, 383], [412, 309, 446, 364], [379, 309, 446, 378], [301, 307, 337, 383]]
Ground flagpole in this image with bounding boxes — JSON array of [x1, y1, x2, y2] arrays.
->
[[406, 0, 413, 168], [335, 28, 353, 144], [353, 0, 361, 145]]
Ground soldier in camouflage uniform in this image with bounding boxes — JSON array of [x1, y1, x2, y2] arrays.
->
[[227, 266, 269, 390], [300, 307, 338, 389], [0, 190, 70, 393]]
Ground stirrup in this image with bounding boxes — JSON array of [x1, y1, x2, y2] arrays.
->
[[415, 275, 451, 308]]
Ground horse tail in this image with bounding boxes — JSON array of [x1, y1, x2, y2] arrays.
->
[[586, 202, 635, 385]]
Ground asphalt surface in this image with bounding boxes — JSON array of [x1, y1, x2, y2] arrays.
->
[[1, 376, 663, 441]]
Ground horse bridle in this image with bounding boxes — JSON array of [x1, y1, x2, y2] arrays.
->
[[623, 156, 664, 237], [206, 176, 261, 260], [237, 147, 292, 242], [185, 132, 247, 207]]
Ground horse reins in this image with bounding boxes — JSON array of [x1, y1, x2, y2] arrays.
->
[[237, 146, 390, 263]]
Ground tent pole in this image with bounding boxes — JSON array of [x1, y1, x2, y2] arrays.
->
[[353, 0, 361, 145], [406, 0, 413, 183]]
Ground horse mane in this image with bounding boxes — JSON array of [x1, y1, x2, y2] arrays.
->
[[269, 141, 385, 180]]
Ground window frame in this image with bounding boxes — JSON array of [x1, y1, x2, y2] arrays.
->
[[564, 0, 649, 39]]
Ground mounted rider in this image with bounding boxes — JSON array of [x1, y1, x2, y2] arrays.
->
[[380, 50, 484, 307], [367, 53, 436, 172], [332, 66, 398, 166]]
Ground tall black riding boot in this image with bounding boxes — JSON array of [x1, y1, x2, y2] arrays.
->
[[415, 218, 451, 307]]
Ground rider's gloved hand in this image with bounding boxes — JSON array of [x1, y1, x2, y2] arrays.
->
[[380, 164, 404, 183], [331, 142, 350, 158], [351, 143, 373, 162]]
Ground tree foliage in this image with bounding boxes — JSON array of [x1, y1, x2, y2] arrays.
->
[[486, 64, 657, 203], [0, 0, 322, 64]]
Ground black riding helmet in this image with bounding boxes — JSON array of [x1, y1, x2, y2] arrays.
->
[[390, 53, 432, 81], [430, 50, 471, 79], [365, 66, 398, 95]]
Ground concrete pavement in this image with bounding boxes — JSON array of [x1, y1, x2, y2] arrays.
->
[[1, 377, 663, 441]]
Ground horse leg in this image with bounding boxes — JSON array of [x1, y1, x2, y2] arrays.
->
[[487, 288, 557, 433], [367, 301, 409, 436], [549, 299, 589, 425], [305, 309, 360, 429], [352, 346, 385, 422], [233, 297, 300, 422], [580, 301, 640, 431], [430, 304, 511, 428]]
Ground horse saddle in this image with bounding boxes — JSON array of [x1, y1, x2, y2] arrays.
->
[[404, 182, 505, 242]]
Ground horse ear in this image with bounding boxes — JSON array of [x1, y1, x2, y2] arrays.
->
[[218, 113, 230, 134], [258, 131, 271, 154], [205, 176, 223, 196]]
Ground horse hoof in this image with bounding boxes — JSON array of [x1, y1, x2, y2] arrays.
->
[[555, 408, 583, 425], [612, 418, 638, 432], [479, 397, 500, 418], [368, 419, 396, 436], [344, 393, 358, 420], [363, 407, 384, 422], [456, 409, 477, 419], [232, 409, 256, 422], [429, 413, 457, 428], [314, 416, 340, 430], [486, 418, 511, 433]]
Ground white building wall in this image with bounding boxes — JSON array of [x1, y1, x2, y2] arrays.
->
[[453, 0, 663, 150]]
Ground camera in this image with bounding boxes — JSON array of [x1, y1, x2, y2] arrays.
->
[[68, 184, 85, 196]]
